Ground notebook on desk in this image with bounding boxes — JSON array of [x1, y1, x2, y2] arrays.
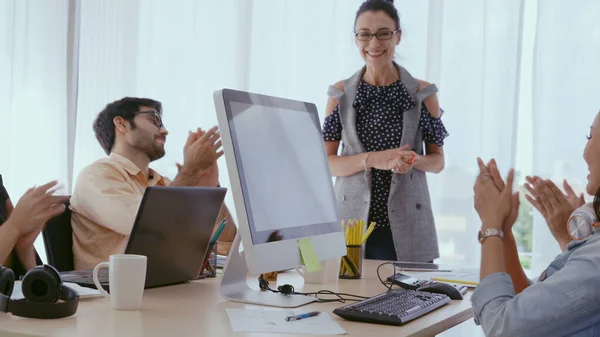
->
[[61, 186, 227, 289]]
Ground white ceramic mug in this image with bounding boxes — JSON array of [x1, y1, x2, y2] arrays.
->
[[93, 254, 147, 310], [295, 257, 341, 284]]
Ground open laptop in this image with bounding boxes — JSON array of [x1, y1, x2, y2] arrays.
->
[[60, 186, 227, 289]]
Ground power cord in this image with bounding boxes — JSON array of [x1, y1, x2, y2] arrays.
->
[[258, 274, 370, 303], [376, 261, 400, 292]]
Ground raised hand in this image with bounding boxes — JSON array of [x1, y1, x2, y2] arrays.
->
[[524, 176, 574, 250], [473, 158, 514, 229], [7, 181, 68, 247], [486, 159, 520, 232], [180, 126, 224, 175], [563, 179, 585, 209]]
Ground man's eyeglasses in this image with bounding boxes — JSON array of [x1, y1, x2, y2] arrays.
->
[[136, 109, 164, 129], [355, 29, 400, 41]]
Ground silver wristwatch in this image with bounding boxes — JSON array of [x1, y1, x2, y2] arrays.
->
[[478, 228, 504, 243]]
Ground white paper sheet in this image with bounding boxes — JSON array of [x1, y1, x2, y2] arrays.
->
[[12, 281, 103, 300], [409, 269, 480, 288], [216, 254, 227, 268], [225, 308, 346, 335]]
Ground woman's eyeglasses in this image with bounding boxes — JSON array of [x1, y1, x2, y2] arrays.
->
[[355, 29, 400, 41]]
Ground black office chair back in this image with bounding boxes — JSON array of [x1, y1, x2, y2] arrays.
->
[[42, 199, 74, 272]]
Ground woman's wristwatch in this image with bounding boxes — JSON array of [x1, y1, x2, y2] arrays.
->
[[478, 228, 504, 243]]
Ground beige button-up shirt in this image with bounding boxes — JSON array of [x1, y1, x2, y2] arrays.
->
[[70, 153, 170, 270]]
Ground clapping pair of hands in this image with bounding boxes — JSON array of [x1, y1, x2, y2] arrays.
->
[[176, 126, 223, 187], [474, 158, 584, 249], [7, 181, 68, 253]]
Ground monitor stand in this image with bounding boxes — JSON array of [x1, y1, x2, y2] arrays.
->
[[220, 234, 317, 308]]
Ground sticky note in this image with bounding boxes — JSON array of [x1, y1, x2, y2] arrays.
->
[[298, 238, 321, 272]]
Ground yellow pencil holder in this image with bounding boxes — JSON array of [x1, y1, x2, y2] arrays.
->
[[339, 245, 362, 279]]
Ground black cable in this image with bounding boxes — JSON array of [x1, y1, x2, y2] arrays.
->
[[296, 289, 370, 303], [376, 261, 399, 292], [257, 274, 370, 303]]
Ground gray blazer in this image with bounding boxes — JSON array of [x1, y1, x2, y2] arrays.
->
[[327, 63, 440, 262]]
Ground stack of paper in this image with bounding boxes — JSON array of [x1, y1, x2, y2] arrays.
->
[[216, 254, 227, 268], [410, 269, 480, 288]]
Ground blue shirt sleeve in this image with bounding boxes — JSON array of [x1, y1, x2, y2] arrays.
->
[[322, 104, 342, 141], [471, 240, 600, 337], [419, 103, 448, 146]]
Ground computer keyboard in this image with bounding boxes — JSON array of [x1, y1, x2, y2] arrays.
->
[[333, 289, 450, 326]]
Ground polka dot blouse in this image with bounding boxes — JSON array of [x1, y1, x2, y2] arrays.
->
[[323, 79, 448, 233]]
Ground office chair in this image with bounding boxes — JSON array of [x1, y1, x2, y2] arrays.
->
[[42, 199, 74, 272]]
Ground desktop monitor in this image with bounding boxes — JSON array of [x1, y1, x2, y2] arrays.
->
[[214, 89, 346, 307]]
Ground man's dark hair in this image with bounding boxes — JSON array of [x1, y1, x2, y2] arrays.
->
[[93, 97, 162, 155], [355, 0, 401, 31]]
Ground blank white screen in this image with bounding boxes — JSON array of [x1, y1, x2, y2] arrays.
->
[[230, 101, 338, 232]]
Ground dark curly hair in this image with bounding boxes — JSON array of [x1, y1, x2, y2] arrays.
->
[[93, 97, 162, 155]]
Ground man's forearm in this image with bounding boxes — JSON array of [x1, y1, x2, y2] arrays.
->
[[171, 168, 201, 187], [197, 175, 218, 187]]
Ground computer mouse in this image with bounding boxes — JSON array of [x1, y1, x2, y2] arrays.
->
[[417, 282, 464, 300]]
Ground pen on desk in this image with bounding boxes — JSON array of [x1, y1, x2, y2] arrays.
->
[[431, 277, 478, 286], [285, 311, 320, 322]]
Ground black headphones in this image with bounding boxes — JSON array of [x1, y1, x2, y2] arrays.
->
[[258, 274, 297, 295], [0, 264, 79, 319]]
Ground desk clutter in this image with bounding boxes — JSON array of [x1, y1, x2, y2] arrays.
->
[[3, 215, 472, 334], [1, 259, 474, 336], [200, 218, 228, 277], [239, 219, 474, 329]]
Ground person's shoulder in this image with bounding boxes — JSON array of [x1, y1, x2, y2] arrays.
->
[[416, 79, 431, 91], [76, 157, 126, 183], [332, 80, 345, 92], [574, 234, 600, 251], [82, 157, 119, 172], [567, 234, 600, 268], [327, 80, 345, 100]]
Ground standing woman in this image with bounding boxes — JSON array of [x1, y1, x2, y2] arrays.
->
[[323, 0, 448, 261]]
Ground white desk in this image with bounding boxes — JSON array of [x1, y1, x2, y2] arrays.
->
[[0, 260, 474, 337]]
